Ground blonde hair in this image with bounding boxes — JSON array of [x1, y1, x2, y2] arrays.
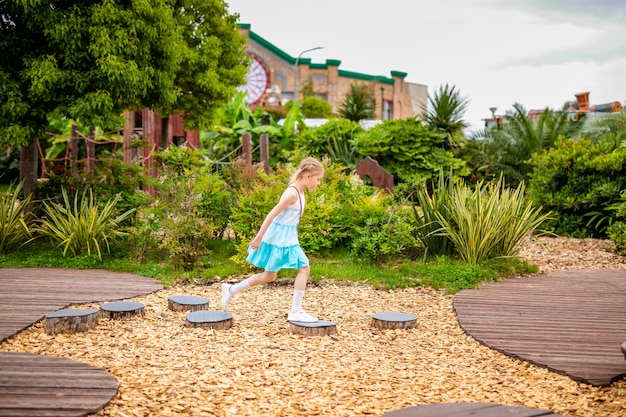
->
[[290, 157, 324, 184]]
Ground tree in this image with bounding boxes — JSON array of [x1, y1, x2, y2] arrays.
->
[[476, 102, 584, 186], [338, 82, 374, 121], [300, 96, 333, 119], [582, 108, 626, 145], [425, 83, 469, 138], [0, 0, 247, 203]]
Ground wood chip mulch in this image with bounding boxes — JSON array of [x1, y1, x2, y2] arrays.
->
[[1, 237, 625, 417]]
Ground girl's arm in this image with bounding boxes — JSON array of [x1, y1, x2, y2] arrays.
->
[[249, 188, 298, 250]]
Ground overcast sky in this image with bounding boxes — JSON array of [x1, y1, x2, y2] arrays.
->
[[226, 0, 626, 133]]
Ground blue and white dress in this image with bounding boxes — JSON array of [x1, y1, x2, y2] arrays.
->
[[246, 187, 309, 272]]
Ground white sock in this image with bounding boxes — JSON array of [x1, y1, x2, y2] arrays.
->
[[291, 290, 305, 312], [231, 279, 251, 295]]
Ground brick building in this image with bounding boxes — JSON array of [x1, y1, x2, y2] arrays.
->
[[237, 23, 427, 121]]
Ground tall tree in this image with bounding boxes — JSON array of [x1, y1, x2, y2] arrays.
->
[[0, 0, 247, 202]]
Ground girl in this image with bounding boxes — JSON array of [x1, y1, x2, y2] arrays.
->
[[221, 157, 325, 322]]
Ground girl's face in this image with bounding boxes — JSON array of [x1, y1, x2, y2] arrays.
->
[[305, 172, 324, 190]]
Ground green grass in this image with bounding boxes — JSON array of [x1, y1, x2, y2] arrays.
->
[[0, 239, 538, 293]]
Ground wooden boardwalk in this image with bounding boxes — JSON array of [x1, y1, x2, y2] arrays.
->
[[454, 269, 626, 386], [0, 352, 118, 417], [0, 268, 163, 343], [381, 402, 566, 416], [0, 268, 162, 416]]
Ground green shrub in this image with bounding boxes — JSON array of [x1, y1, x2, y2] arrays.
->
[[440, 178, 550, 263], [350, 201, 418, 263], [132, 146, 231, 270], [353, 118, 469, 182], [413, 175, 550, 264], [0, 182, 32, 254], [34, 188, 135, 260], [37, 150, 146, 218], [294, 119, 363, 169], [527, 137, 626, 237], [608, 221, 626, 255]]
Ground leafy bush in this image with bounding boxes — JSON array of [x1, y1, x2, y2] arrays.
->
[[294, 119, 363, 169], [527, 137, 626, 237], [132, 146, 232, 270], [37, 150, 146, 218], [0, 182, 32, 254], [33, 188, 134, 260], [350, 201, 418, 263], [608, 221, 626, 255], [353, 118, 469, 182]]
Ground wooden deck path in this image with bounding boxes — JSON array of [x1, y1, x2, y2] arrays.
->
[[0, 352, 118, 417], [454, 269, 626, 386], [0, 268, 162, 416], [0, 268, 163, 343], [381, 402, 566, 416]]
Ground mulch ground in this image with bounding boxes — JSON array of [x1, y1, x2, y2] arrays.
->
[[1, 237, 625, 417]]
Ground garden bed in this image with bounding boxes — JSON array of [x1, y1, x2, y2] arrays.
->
[[1, 237, 624, 417]]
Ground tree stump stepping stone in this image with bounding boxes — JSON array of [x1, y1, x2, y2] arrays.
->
[[372, 312, 417, 330], [288, 320, 337, 336], [45, 308, 100, 334], [100, 301, 145, 319], [186, 310, 233, 330], [168, 295, 209, 312]]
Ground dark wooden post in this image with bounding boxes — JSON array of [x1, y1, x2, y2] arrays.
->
[[123, 111, 135, 164], [86, 130, 95, 174], [185, 130, 200, 149], [260, 133, 270, 173], [242, 132, 252, 169], [70, 124, 79, 173], [142, 109, 159, 195]]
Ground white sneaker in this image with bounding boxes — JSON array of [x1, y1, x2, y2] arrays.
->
[[288, 310, 318, 323], [221, 283, 233, 311]]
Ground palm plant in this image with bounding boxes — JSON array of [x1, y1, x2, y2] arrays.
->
[[34, 188, 135, 260], [582, 108, 626, 146], [424, 83, 469, 145], [338, 83, 374, 121], [478, 103, 583, 186], [0, 182, 32, 254]]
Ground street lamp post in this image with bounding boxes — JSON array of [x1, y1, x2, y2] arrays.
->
[[293, 46, 324, 102]]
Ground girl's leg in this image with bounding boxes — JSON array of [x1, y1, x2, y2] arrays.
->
[[221, 271, 277, 311], [288, 266, 318, 322], [293, 265, 310, 291]]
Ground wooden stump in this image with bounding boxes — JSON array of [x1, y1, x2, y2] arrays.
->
[[186, 310, 233, 330], [45, 308, 100, 334], [621, 342, 626, 360], [100, 301, 145, 319], [288, 320, 337, 336], [372, 312, 417, 330], [168, 295, 209, 312]]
